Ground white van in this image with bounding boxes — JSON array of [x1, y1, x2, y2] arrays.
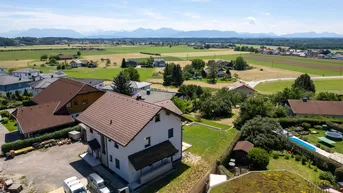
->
[[63, 176, 87, 193]]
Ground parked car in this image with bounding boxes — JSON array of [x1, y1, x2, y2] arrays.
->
[[87, 173, 110, 193], [63, 176, 87, 193]]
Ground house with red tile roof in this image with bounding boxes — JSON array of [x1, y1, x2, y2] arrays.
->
[[77, 92, 187, 190], [287, 99, 343, 117], [12, 78, 104, 137]]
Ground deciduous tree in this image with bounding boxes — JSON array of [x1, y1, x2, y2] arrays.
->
[[191, 59, 205, 70], [123, 66, 140, 81], [207, 60, 217, 83], [248, 148, 270, 170], [316, 92, 339, 101], [292, 74, 316, 93], [112, 71, 133, 96]]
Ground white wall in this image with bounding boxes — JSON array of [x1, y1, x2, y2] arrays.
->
[[13, 72, 39, 79], [105, 109, 182, 183]]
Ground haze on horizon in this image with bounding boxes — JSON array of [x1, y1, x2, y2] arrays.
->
[[0, 0, 342, 35]]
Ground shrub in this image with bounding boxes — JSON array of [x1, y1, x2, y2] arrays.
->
[[319, 171, 335, 185], [314, 166, 318, 172], [285, 153, 290, 160], [335, 167, 343, 182], [301, 122, 311, 129], [291, 154, 294, 158], [2, 117, 8, 124], [1, 125, 80, 153], [301, 155, 308, 165], [0, 110, 10, 118], [248, 148, 269, 170], [316, 143, 321, 148], [295, 154, 301, 161], [272, 152, 279, 159], [314, 125, 323, 130]]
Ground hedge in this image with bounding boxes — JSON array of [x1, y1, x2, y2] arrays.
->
[[287, 139, 342, 173], [217, 132, 241, 166], [139, 52, 161, 56], [1, 125, 81, 153], [279, 117, 343, 132]]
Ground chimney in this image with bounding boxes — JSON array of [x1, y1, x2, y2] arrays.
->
[[302, 97, 308, 102], [136, 93, 142, 100], [146, 89, 151, 95]]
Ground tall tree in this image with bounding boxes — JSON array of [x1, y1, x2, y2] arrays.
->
[[163, 63, 174, 86], [292, 74, 316, 93], [77, 51, 81, 57], [112, 71, 133, 96], [172, 64, 184, 86], [121, 58, 127, 68], [123, 66, 140, 81], [316, 92, 339, 101], [207, 60, 217, 83], [234, 56, 249, 70], [191, 59, 205, 70]]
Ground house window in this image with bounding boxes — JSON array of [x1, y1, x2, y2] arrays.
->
[[168, 128, 173, 138], [115, 158, 120, 169], [144, 137, 151, 148], [155, 114, 160, 122], [90, 128, 93, 133], [74, 101, 78, 106], [82, 99, 88, 105], [110, 155, 113, 162], [108, 139, 112, 142], [66, 102, 71, 108], [114, 142, 119, 149], [166, 111, 170, 116]]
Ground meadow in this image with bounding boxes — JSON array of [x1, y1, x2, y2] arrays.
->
[[255, 78, 343, 94]]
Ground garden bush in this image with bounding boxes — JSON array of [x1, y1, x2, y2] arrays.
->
[[1, 117, 8, 124], [301, 122, 311, 129], [0, 110, 10, 118], [272, 152, 279, 159], [1, 125, 80, 153], [316, 143, 321, 148], [295, 154, 301, 161], [314, 125, 323, 130], [284, 153, 290, 160], [319, 171, 335, 185], [248, 148, 269, 170], [301, 156, 308, 165], [335, 167, 343, 182]]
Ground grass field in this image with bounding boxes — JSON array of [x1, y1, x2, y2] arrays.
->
[[143, 120, 238, 193], [255, 79, 343, 94], [210, 171, 320, 193], [129, 56, 184, 62], [307, 128, 343, 154], [267, 156, 322, 183], [3, 120, 18, 132], [0, 45, 218, 61], [37, 66, 155, 81]]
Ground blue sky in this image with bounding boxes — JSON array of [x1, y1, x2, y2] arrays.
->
[[0, 0, 342, 35]]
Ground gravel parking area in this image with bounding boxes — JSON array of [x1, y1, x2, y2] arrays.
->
[[0, 142, 93, 193]]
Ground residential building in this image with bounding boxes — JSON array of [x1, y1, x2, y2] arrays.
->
[[217, 60, 234, 69], [0, 66, 6, 76], [0, 75, 32, 94], [133, 90, 182, 103], [153, 59, 166, 67], [58, 55, 74, 60], [105, 81, 152, 95], [77, 92, 185, 190], [286, 99, 343, 117], [80, 60, 89, 67], [126, 60, 138, 67], [29, 78, 59, 95], [12, 68, 40, 80], [203, 67, 228, 78], [39, 71, 67, 79], [232, 141, 254, 165], [225, 82, 255, 95], [70, 60, 82, 68], [12, 78, 104, 137], [70, 78, 105, 89]]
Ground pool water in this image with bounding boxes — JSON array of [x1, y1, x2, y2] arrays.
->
[[289, 137, 316, 152]]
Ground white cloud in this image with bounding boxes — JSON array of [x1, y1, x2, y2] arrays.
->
[[138, 9, 167, 20], [264, 12, 270, 16], [107, 0, 128, 9], [246, 16, 256, 25], [182, 12, 200, 19]]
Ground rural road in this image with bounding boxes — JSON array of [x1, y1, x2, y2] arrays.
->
[[245, 76, 343, 88]]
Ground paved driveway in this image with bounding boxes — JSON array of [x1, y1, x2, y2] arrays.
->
[[0, 142, 94, 193]]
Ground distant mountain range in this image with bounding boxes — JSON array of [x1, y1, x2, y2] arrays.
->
[[1, 28, 343, 38]]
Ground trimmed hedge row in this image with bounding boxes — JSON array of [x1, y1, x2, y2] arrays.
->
[[1, 125, 81, 153], [279, 117, 343, 133], [217, 132, 241, 166], [287, 140, 342, 173], [140, 52, 161, 56]]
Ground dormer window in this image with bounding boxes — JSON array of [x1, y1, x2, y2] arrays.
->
[[66, 102, 71, 108]]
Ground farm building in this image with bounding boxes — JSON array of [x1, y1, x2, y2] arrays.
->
[[153, 58, 166, 67], [58, 54, 74, 60], [12, 68, 40, 80], [286, 99, 343, 117], [225, 82, 255, 95], [70, 60, 82, 68]]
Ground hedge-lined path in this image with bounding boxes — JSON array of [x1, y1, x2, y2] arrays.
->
[[0, 123, 8, 153]]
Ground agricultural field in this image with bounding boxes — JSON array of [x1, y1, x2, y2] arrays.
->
[[210, 171, 321, 193], [143, 120, 238, 193], [255, 79, 343, 94], [240, 44, 289, 49]]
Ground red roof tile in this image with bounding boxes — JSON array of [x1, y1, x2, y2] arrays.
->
[[154, 99, 183, 115], [233, 141, 254, 153], [288, 99, 343, 116]]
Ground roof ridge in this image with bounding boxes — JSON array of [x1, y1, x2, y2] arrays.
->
[[109, 92, 162, 109]]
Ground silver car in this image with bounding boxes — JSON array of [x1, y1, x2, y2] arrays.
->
[[87, 173, 111, 193]]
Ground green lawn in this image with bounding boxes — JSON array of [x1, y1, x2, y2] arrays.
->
[[255, 79, 343, 94], [267, 156, 322, 183], [210, 171, 320, 193], [184, 54, 243, 61], [3, 120, 18, 132], [37, 66, 155, 81], [0, 45, 219, 61], [307, 129, 343, 154], [142, 119, 238, 193], [129, 56, 185, 62], [183, 114, 232, 130]]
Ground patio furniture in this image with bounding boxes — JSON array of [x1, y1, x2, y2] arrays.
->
[[318, 137, 336, 146]]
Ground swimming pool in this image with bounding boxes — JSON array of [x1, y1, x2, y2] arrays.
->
[[289, 137, 317, 152]]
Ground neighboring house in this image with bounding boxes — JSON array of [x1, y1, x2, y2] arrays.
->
[[0, 75, 32, 94], [217, 60, 234, 69], [88, 63, 97, 68], [126, 60, 138, 67], [225, 82, 255, 95], [58, 55, 74, 60], [70, 78, 105, 89], [153, 59, 166, 67], [29, 78, 59, 95], [133, 90, 182, 103], [232, 141, 254, 165], [39, 71, 67, 79], [77, 92, 186, 190], [203, 67, 227, 77], [336, 54, 343, 60], [107, 81, 152, 95], [286, 99, 343, 117], [81, 60, 89, 67], [0, 66, 6, 76], [12, 68, 40, 80], [71, 60, 82, 68], [12, 78, 104, 137], [317, 54, 325, 59]]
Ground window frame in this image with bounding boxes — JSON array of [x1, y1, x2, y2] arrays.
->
[[115, 158, 120, 169], [155, 114, 160, 122], [110, 155, 113, 162], [144, 137, 151, 148], [89, 128, 93, 133], [168, 128, 174, 138], [66, 102, 71, 108]]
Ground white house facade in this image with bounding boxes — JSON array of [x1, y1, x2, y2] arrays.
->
[[12, 68, 40, 80], [77, 92, 184, 190]]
